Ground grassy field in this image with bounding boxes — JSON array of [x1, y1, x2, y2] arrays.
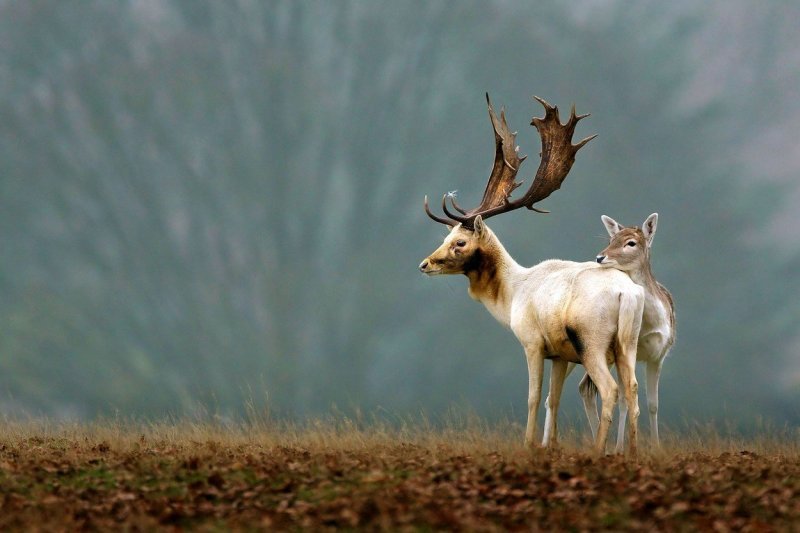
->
[[0, 415, 798, 531]]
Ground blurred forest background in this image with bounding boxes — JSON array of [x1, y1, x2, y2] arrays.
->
[[1, 0, 799, 430]]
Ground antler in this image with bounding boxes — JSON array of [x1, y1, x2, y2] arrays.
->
[[424, 94, 596, 228]]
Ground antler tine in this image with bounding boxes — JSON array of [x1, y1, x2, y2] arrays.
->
[[441, 194, 469, 224], [448, 195, 469, 215], [574, 133, 598, 150], [424, 195, 455, 226], [532, 95, 560, 124]]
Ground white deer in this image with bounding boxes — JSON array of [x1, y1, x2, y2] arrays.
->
[[419, 95, 644, 454]]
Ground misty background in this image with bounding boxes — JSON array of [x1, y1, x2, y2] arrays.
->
[[1, 1, 798, 431]]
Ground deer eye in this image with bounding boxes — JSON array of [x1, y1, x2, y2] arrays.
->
[[456, 240, 467, 247], [626, 240, 637, 247]]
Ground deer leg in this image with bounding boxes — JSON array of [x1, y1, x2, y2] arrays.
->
[[543, 362, 575, 447], [543, 393, 553, 447], [524, 344, 545, 449], [646, 359, 663, 447], [615, 358, 639, 456], [542, 360, 568, 448], [578, 373, 600, 440], [582, 355, 618, 455], [617, 292, 644, 456], [615, 367, 628, 454]]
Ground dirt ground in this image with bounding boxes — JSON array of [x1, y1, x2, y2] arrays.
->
[[0, 420, 798, 531]]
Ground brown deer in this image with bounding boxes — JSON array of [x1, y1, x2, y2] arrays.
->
[[419, 94, 644, 454]]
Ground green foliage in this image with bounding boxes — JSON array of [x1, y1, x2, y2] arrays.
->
[[0, 1, 798, 425]]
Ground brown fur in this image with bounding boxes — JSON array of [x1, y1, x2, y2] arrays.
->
[[599, 226, 675, 344], [464, 246, 504, 306]]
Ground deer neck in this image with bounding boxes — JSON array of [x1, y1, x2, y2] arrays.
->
[[464, 235, 520, 327], [628, 256, 660, 296], [628, 257, 673, 329]]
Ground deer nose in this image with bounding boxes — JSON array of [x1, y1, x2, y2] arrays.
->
[[419, 260, 429, 272], [596, 255, 606, 264]]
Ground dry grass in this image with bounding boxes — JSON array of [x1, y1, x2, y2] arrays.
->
[[1, 413, 798, 530]]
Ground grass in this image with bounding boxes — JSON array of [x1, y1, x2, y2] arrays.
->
[[0, 413, 798, 530]]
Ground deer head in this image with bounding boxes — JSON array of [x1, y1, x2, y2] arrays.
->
[[418, 216, 491, 276], [595, 213, 658, 272], [420, 94, 596, 276]]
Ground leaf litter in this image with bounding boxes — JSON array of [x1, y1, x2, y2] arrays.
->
[[0, 420, 797, 530]]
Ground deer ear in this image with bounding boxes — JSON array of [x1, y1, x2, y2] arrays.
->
[[601, 215, 624, 237], [642, 213, 658, 247], [473, 215, 487, 240]]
